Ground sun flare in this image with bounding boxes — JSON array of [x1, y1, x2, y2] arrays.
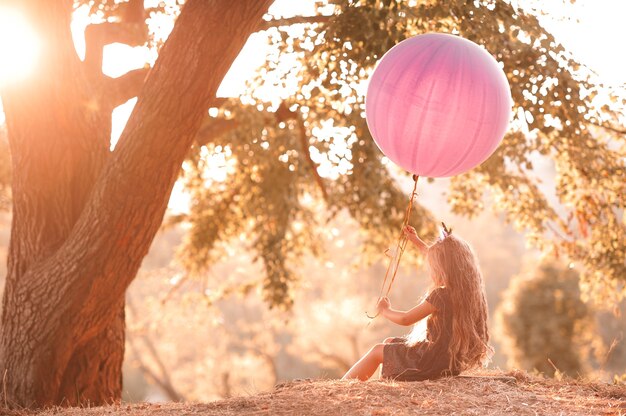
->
[[0, 7, 40, 86]]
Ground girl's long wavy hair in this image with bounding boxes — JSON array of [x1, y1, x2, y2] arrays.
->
[[416, 234, 493, 372]]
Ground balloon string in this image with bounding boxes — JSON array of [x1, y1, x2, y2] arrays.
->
[[366, 175, 419, 320]]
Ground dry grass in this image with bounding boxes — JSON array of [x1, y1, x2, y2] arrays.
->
[[4, 370, 626, 416]]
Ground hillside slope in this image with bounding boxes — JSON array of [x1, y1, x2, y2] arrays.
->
[[8, 371, 626, 416]]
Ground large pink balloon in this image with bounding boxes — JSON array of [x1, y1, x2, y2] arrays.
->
[[365, 33, 512, 178]]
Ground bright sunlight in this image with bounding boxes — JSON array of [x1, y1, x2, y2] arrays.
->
[[0, 7, 39, 87]]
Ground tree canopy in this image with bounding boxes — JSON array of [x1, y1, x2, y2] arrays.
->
[[173, 0, 625, 307]]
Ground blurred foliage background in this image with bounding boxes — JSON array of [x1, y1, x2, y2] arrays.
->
[[0, 0, 625, 402], [496, 262, 602, 378]]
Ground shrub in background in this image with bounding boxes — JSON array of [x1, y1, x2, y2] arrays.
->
[[496, 262, 600, 377]]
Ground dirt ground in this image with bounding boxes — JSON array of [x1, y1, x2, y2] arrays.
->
[[4, 370, 626, 416]]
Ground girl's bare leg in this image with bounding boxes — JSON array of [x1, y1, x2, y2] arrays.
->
[[342, 344, 385, 380]]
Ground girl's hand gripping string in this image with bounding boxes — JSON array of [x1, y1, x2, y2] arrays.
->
[[376, 296, 390, 314], [366, 296, 390, 320], [403, 225, 418, 242], [403, 225, 429, 255], [379, 297, 436, 326]]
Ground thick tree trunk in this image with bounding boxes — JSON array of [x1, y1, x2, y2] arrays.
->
[[1, 2, 112, 407], [0, 0, 272, 408], [56, 300, 125, 405]]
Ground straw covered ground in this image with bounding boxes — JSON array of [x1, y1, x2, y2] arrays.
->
[[4, 370, 626, 416]]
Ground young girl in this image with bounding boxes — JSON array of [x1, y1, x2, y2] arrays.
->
[[342, 224, 492, 381]]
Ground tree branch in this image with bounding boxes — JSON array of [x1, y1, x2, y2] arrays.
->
[[250, 347, 279, 385], [196, 117, 239, 146], [195, 102, 330, 200], [84, 0, 148, 77], [297, 119, 329, 203], [275, 103, 329, 202], [126, 332, 185, 402], [311, 345, 351, 371], [588, 120, 626, 135], [126, 296, 184, 402], [218, 372, 232, 398], [159, 273, 190, 305], [84, 22, 148, 76], [349, 334, 361, 362], [120, 0, 146, 23], [257, 15, 333, 31], [103, 68, 150, 108]]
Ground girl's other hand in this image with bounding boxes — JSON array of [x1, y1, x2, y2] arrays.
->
[[376, 296, 390, 313]]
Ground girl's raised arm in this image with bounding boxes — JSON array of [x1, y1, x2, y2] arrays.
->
[[403, 225, 429, 255]]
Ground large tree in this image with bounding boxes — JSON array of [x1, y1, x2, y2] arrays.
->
[[1, 0, 625, 407], [0, 0, 272, 408]]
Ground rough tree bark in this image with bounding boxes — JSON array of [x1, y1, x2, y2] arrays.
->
[[0, 0, 272, 408]]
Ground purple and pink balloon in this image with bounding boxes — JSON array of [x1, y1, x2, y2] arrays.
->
[[365, 33, 512, 178]]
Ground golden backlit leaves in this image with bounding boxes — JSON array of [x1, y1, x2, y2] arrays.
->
[[170, 1, 626, 309]]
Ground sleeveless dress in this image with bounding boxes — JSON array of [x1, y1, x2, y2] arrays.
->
[[381, 287, 459, 381]]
